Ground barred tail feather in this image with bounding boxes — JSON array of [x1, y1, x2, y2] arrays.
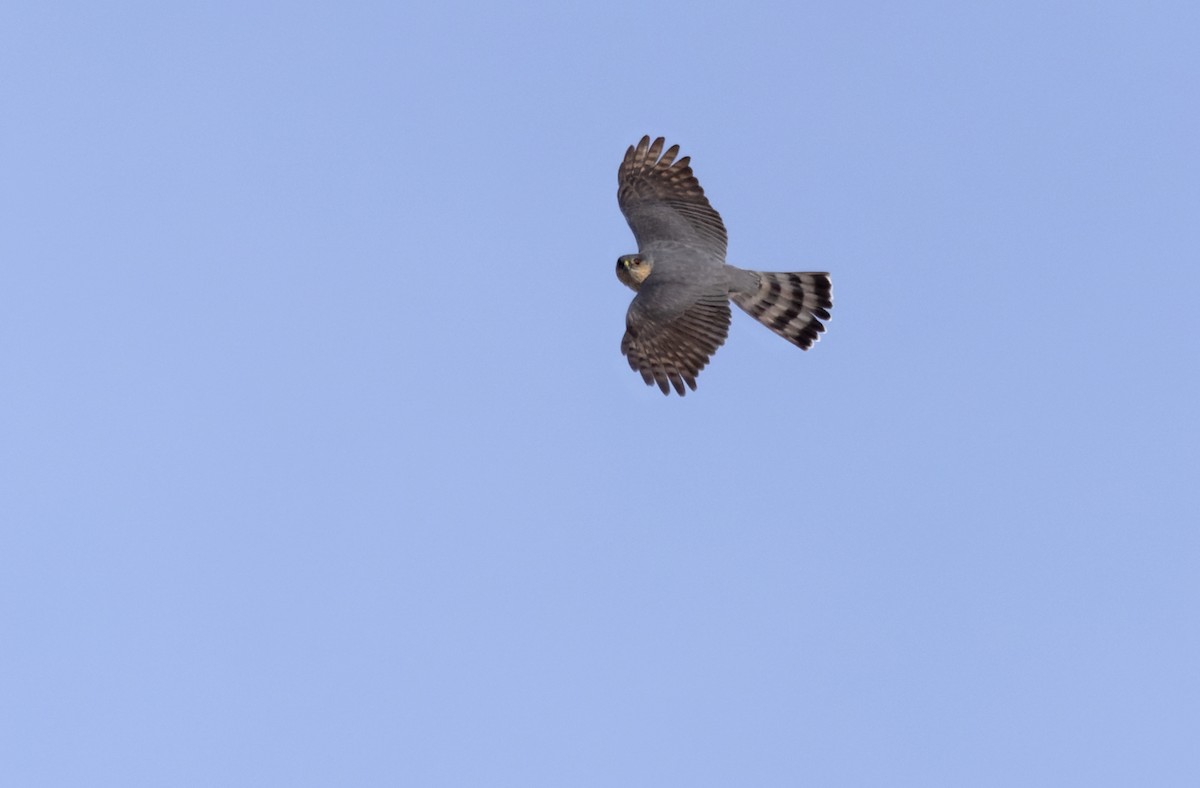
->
[[730, 271, 832, 350]]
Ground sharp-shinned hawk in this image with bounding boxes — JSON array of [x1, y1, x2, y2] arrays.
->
[[616, 136, 833, 395]]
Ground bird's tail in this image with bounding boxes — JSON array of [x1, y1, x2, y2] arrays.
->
[[730, 271, 832, 350]]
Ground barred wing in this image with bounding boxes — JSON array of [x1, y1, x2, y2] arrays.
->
[[617, 136, 727, 258], [621, 283, 731, 396]]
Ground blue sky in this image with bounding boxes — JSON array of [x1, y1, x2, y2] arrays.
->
[[3, 1, 1198, 785]]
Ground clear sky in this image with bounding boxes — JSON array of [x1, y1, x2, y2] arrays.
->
[[3, 2, 1198, 786]]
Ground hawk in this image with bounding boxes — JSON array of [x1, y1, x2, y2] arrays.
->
[[616, 136, 832, 395]]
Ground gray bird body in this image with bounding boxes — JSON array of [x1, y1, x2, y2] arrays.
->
[[615, 136, 832, 395]]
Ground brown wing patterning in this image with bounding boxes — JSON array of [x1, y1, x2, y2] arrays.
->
[[621, 293, 732, 396], [617, 136, 728, 256]]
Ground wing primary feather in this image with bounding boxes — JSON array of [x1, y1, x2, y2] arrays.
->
[[646, 137, 664, 161]]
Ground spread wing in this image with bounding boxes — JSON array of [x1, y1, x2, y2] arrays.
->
[[617, 136, 728, 258], [621, 282, 731, 396]]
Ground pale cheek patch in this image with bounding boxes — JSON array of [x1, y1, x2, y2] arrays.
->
[[630, 263, 652, 284]]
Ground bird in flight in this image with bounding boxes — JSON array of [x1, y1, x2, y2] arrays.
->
[[615, 136, 832, 395]]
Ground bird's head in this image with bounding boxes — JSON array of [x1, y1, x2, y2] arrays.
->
[[616, 253, 652, 291]]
